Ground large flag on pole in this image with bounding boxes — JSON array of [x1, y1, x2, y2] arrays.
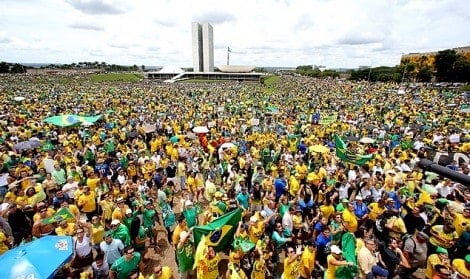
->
[[193, 208, 243, 252], [334, 134, 375, 166]]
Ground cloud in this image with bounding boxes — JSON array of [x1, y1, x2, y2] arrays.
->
[[0, 37, 12, 44], [337, 33, 384, 46], [65, 0, 125, 15], [193, 10, 236, 24], [68, 22, 104, 31]]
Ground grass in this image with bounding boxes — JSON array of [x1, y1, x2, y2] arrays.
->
[[89, 73, 143, 82], [263, 75, 281, 94]]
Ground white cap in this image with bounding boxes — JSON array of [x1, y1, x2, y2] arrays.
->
[[355, 196, 363, 200], [179, 231, 188, 240], [330, 245, 342, 254], [125, 208, 132, 214], [260, 210, 267, 218], [111, 219, 120, 225], [185, 200, 193, 207], [250, 216, 258, 223]]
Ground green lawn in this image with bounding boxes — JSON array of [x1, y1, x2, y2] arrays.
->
[[89, 73, 143, 82]]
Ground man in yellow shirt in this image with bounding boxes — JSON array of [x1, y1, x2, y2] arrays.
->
[[299, 239, 316, 279], [76, 186, 97, 222], [451, 207, 470, 237], [197, 246, 219, 279], [283, 245, 301, 279], [452, 255, 470, 279], [149, 264, 174, 279], [426, 247, 451, 279], [342, 202, 358, 233]]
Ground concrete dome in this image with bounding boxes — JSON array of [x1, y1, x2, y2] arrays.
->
[[217, 65, 255, 73]]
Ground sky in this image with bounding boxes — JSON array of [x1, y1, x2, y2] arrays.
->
[[1, 0, 469, 69]]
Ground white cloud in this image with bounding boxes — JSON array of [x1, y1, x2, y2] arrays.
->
[[1, 0, 469, 68]]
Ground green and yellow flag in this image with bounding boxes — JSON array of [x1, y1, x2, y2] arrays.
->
[[334, 134, 374, 166], [193, 208, 243, 252], [42, 207, 75, 224]]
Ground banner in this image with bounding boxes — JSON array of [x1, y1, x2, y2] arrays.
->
[[426, 149, 470, 166], [334, 134, 375, 166], [43, 208, 75, 224], [193, 208, 243, 252], [232, 237, 255, 253], [319, 113, 338, 125]]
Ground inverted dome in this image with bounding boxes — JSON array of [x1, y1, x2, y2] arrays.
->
[[217, 65, 255, 73]]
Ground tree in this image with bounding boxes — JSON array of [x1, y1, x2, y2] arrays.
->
[[416, 67, 433, 82], [435, 49, 458, 82], [453, 56, 470, 82], [0, 62, 9, 73]]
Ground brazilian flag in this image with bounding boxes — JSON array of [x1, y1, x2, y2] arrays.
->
[[42, 208, 74, 224], [193, 208, 243, 252], [334, 134, 374, 166]]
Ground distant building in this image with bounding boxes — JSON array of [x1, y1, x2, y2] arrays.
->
[[400, 46, 470, 71], [192, 22, 214, 72]]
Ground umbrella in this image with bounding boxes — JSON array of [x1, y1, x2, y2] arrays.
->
[[0, 235, 73, 279], [13, 139, 42, 151], [192, 126, 209, 134], [14, 96, 26, 102], [359, 137, 375, 144], [309, 144, 330, 153]]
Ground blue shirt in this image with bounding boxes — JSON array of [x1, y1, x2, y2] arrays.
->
[[315, 233, 332, 251], [236, 192, 250, 210], [354, 201, 368, 218], [274, 177, 287, 199]]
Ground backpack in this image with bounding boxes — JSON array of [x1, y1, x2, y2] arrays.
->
[[401, 234, 416, 253]]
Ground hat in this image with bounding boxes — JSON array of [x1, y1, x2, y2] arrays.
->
[[179, 231, 189, 240], [402, 165, 412, 172], [104, 231, 113, 238], [417, 231, 429, 240], [436, 246, 448, 255], [371, 265, 389, 277], [465, 254, 470, 263], [111, 219, 120, 226], [144, 200, 152, 206], [341, 198, 349, 203], [125, 208, 132, 214], [250, 216, 258, 223], [116, 197, 125, 203], [355, 196, 363, 200], [185, 200, 193, 207], [387, 198, 394, 202], [260, 210, 267, 219], [330, 245, 342, 254]]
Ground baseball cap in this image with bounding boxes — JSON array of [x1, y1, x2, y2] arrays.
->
[[330, 245, 342, 254], [111, 219, 120, 226], [355, 196, 363, 200], [436, 246, 448, 255]]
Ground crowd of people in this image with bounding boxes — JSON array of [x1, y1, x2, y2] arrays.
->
[[0, 72, 469, 279]]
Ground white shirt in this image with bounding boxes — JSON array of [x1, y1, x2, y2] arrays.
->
[[62, 181, 78, 199], [74, 235, 92, 257], [100, 238, 124, 266], [282, 212, 293, 233]]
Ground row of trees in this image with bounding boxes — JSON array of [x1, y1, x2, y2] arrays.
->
[[43, 62, 142, 72], [0, 62, 27, 74], [295, 65, 340, 78]]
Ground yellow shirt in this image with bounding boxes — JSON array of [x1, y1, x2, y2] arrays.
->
[[425, 254, 449, 279], [429, 225, 459, 249], [342, 208, 358, 233], [77, 191, 97, 213], [55, 223, 76, 236], [452, 258, 470, 279], [149, 266, 173, 279], [288, 176, 300, 197], [86, 177, 100, 192], [100, 200, 114, 220], [251, 259, 265, 279], [293, 214, 303, 230], [299, 248, 315, 278], [248, 222, 264, 244], [368, 202, 385, 221], [319, 204, 335, 221], [283, 257, 300, 279], [326, 254, 338, 279], [0, 231, 9, 255], [91, 224, 105, 245], [197, 254, 219, 279]]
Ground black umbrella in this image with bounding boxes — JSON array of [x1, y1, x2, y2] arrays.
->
[[13, 139, 42, 151]]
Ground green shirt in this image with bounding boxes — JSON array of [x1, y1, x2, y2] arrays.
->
[[142, 208, 157, 228], [112, 224, 131, 246], [110, 252, 141, 279], [176, 240, 195, 272]]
